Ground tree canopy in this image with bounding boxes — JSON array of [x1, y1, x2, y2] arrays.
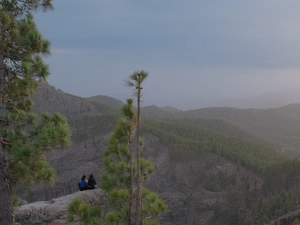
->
[[0, 1, 71, 223]]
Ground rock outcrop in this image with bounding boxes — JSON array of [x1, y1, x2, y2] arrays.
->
[[15, 189, 107, 225]]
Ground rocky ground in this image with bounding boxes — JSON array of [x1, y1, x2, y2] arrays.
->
[[15, 189, 107, 225]]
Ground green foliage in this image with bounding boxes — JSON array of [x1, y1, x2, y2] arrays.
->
[[161, 117, 276, 150], [67, 198, 103, 225], [105, 211, 124, 225], [142, 119, 300, 196], [254, 192, 296, 222], [126, 71, 149, 225], [141, 188, 168, 216], [142, 120, 286, 172], [292, 218, 300, 225], [11, 195, 21, 212], [213, 200, 220, 218], [68, 198, 81, 222], [101, 99, 136, 224], [226, 208, 246, 225], [261, 213, 269, 224], [6, 112, 71, 186], [101, 97, 167, 224], [0, 0, 72, 184], [0, 1, 72, 222]]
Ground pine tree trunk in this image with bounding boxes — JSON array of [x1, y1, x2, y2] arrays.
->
[[136, 85, 141, 225], [0, 145, 14, 225]]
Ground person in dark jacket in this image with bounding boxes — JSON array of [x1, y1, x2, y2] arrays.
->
[[78, 175, 88, 191], [87, 174, 97, 189]]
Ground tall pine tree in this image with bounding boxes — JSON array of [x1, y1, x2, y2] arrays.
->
[[102, 74, 167, 225], [126, 70, 148, 225], [0, 1, 71, 224], [101, 99, 137, 224]]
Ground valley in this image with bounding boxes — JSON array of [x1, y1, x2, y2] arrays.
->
[[15, 82, 300, 225]]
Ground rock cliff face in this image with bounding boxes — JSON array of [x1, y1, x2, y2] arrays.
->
[[15, 189, 107, 225]]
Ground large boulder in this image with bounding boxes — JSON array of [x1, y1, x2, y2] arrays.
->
[[15, 189, 107, 225]]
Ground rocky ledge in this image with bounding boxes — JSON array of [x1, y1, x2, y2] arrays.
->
[[15, 189, 107, 225]]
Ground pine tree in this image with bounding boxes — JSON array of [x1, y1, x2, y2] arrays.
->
[[102, 95, 167, 224], [0, 1, 71, 224], [67, 198, 103, 225], [213, 200, 220, 218], [101, 99, 137, 224], [126, 70, 148, 225]]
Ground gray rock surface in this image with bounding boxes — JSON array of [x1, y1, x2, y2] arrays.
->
[[15, 189, 107, 225]]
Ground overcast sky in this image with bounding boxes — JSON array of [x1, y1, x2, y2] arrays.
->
[[35, 0, 300, 109]]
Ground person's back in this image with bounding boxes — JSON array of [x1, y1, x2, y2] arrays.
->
[[87, 174, 97, 189], [78, 175, 87, 191]]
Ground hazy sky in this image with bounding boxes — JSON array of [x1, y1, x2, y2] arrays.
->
[[35, 1, 300, 109]]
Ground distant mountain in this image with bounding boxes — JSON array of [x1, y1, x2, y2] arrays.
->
[[207, 89, 300, 109], [159, 106, 181, 112]]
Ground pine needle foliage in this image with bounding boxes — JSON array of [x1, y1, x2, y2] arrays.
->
[[67, 198, 103, 225], [101, 99, 136, 224], [0, 0, 71, 223]]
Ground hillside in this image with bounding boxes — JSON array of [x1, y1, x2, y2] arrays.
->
[[184, 105, 300, 158], [17, 82, 300, 224], [85, 95, 124, 108], [33, 82, 99, 118], [143, 104, 300, 159]]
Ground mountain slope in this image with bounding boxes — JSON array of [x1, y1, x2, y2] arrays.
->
[[34, 82, 99, 118], [23, 83, 300, 224], [85, 95, 124, 108]]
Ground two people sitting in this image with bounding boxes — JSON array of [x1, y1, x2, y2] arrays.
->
[[78, 174, 97, 191]]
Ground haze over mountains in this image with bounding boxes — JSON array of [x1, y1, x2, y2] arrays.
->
[[109, 88, 300, 110], [208, 89, 300, 110]]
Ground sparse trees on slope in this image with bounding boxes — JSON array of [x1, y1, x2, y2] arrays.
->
[[0, 1, 71, 224]]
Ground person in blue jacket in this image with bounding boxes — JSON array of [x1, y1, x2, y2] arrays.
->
[[78, 175, 88, 191]]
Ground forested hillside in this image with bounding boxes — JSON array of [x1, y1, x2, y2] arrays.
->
[[85, 95, 124, 108], [20, 82, 300, 225], [143, 104, 300, 159]]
